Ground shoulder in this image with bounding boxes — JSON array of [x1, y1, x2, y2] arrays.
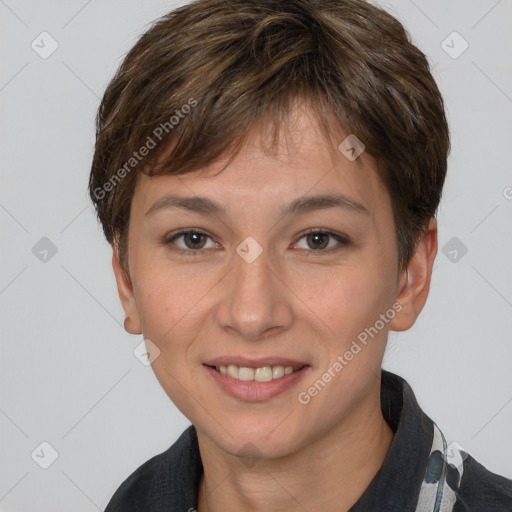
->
[[103, 448, 169, 512], [104, 425, 201, 512], [455, 454, 512, 511]]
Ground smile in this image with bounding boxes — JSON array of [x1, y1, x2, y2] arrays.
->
[[203, 359, 310, 401], [211, 364, 304, 382]]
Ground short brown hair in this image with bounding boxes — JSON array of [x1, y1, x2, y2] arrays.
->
[[89, 0, 450, 275]]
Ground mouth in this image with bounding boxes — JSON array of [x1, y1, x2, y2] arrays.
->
[[205, 363, 306, 382], [203, 358, 310, 401]]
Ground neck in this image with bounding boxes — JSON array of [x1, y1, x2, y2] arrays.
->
[[196, 377, 394, 512]]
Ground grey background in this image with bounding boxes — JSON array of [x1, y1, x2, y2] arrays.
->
[[1, 0, 511, 510]]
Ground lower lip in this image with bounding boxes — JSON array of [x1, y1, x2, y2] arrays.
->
[[204, 365, 310, 401]]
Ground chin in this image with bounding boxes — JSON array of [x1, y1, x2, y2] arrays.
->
[[199, 413, 307, 461]]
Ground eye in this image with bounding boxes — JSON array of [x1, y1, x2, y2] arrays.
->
[[162, 228, 349, 255], [163, 229, 218, 254], [293, 229, 349, 252]]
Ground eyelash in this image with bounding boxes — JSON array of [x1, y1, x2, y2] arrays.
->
[[162, 228, 350, 256]]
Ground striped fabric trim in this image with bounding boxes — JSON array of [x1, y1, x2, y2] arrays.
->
[[415, 422, 467, 512]]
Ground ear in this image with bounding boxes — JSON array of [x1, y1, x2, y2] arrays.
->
[[112, 234, 142, 335], [390, 218, 438, 332]]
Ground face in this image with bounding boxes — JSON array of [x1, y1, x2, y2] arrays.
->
[[113, 105, 435, 460]]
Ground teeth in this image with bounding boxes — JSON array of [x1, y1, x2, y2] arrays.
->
[[227, 364, 238, 379], [255, 366, 273, 382], [239, 367, 254, 381], [214, 363, 301, 381], [272, 366, 285, 379]]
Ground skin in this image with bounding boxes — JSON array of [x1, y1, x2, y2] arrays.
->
[[112, 103, 437, 511]]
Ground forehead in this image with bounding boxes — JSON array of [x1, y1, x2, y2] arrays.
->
[[131, 105, 391, 223]]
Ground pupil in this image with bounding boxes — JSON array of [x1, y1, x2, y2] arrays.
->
[[308, 233, 327, 250], [185, 232, 205, 249]]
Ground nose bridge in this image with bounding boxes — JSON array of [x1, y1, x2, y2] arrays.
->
[[218, 236, 291, 340]]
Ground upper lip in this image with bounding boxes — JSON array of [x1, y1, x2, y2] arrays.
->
[[203, 356, 309, 368]]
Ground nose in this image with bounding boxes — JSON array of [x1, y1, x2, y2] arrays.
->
[[215, 240, 293, 341]]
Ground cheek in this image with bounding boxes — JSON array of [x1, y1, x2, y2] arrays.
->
[[312, 262, 393, 344], [293, 268, 392, 432], [133, 252, 211, 336], [132, 263, 210, 417]]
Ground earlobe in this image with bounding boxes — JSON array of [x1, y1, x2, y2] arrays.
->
[[389, 218, 438, 332], [111, 237, 142, 335]]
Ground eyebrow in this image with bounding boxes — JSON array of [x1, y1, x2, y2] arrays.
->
[[144, 193, 369, 218]]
